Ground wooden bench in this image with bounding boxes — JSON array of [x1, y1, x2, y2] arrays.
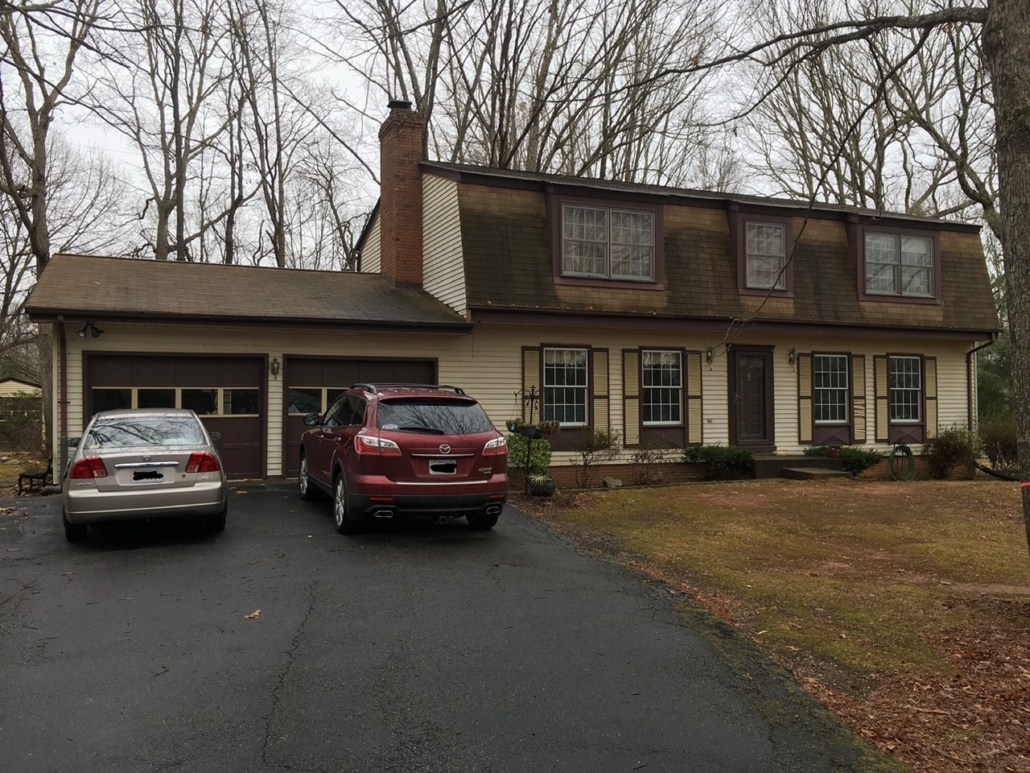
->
[[18, 459, 53, 495]]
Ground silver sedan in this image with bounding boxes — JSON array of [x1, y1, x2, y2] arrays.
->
[[62, 409, 228, 542]]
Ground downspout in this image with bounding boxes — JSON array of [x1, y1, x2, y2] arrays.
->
[[57, 316, 68, 477], [967, 336, 997, 431]]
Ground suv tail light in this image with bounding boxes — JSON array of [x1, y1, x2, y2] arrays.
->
[[355, 434, 402, 457], [186, 452, 221, 473], [69, 457, 108, 479], [483, 436, 507, 456]]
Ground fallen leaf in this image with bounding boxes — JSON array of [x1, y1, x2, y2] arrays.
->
[[245, 609, 261, 619]]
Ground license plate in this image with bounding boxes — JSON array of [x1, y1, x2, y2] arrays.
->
[[133, 468, 164, 482], [429, 460, 457, 475]]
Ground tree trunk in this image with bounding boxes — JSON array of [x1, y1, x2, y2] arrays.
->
[[983, 0, 1030, 555]]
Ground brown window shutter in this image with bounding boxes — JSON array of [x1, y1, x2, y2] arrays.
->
[[686, 351, 703, 445], [592, 348, 609, 431], [623, 349, 640, 447], [851, 355, 867, 442], [924, 357, 938, 440], [797, 353, 813, 444], [874, 355, 889, 442], [522, 347, 541, 422]]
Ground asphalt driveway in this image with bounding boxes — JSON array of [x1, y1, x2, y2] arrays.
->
[[0, 485, 894, 772]]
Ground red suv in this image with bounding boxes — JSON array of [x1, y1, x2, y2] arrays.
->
[[298, 384, 508, 533]]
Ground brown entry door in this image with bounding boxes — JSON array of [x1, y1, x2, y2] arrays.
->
[[731, 349, 773, 446]]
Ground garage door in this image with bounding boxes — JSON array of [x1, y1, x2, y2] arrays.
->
[[85, 354, 266, 479], [282, 356, 436, 477]]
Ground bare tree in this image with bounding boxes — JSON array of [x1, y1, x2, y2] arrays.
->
[[331, 0, 728, 188]]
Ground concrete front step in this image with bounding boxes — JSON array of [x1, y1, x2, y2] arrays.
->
[[780, 467, 850, 480]]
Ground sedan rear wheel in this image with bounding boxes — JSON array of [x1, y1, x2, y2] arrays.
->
[[299, 454, 318, 501], [63, 510, 87, 542], [333, 474, 361, 535]]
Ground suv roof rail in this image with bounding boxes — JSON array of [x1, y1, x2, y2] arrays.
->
[[352, 383, 467, 396]]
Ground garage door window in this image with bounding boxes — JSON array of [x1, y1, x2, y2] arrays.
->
[[287, 387, 348, 416], [92, 387, 260, 417]]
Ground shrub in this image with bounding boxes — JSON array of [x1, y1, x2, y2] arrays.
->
[[923, 426, 981, 480], [631, 440, 671, 485], [803, 445, 831, 457], [979, 414, 1018, 474], [838, 447, 883, 476], [574, 427, 622, 488], [506, 432, 552, 478], [683, 445, 755, 481]]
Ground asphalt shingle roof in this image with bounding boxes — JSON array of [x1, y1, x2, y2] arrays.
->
[[25, 254, 469, 329]]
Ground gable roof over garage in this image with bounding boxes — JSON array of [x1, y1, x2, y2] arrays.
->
[[25, 254, 471, 330]]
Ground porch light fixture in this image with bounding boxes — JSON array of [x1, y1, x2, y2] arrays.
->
[[705, 347, 714, 364], [77, 322, 103, 339], [270, 356, 280, 379], [788, 348, 796, 367]]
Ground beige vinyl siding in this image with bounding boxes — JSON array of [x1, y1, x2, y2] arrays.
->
[[422, 174, 467, 313], [0, 379, 41, 396], [51, 319, 981, 475], [361, 217, 381, 273]]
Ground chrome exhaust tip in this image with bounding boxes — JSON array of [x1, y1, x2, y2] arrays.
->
[[373, 509, 394, 519], [485, 505, 502, 516]]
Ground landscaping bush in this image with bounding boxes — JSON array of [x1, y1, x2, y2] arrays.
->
[[506, 432, 552, 478], [923, 426, 981, 480], [683, 445, 755, 481], [803, 444, 882, 475], [979, 414, 1018, 474], [631, 440, 670, 485], [573, 427, 622, 488]]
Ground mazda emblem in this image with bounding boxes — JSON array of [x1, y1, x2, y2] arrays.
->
[[439, 444, 451, 454]]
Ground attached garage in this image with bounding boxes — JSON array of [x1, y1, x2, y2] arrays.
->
[[282, 356, 436, 477], [84, 354, 266, 479]]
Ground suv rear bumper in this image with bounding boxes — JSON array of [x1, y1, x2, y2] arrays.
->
[[348, 491, 507, 519]]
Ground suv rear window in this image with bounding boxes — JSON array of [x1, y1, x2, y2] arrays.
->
[[85, 416, 207, 448], [376, 398, 494, 435]]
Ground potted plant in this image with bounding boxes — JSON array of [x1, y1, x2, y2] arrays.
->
[[528, 474, 556, 497], [539, 420, 561, 435]]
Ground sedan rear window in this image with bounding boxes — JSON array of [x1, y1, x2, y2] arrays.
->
[[376, 399, 494, 435], [84, 416, 207, 449]]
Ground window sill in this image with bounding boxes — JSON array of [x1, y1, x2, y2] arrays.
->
[[554, 275, 665, 292]]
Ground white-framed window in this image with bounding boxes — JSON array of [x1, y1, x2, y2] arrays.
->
[[91, 387, 260, 417], [746, 221, 786, 289], [865, 232, 934, 297], [641, 350, 682, 425], [562, 204, 654, 281], [813, 355, 848, 424], [888, 356, 922, 423], [543, 348, 589, 426]]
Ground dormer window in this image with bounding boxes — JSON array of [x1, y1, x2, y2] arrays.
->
[[864, 232, 934, 297], [746, 222, 786, 290], [561, 204, 655, 281]]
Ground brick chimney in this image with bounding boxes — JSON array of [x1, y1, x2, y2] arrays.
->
[[378, 100, 424, 287]]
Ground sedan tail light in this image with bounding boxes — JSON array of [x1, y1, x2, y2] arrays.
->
[[186, 452, 221, 473], [69, 457, 108, 479], [483, 436, 507, 456], [355, 434, 402, 457]]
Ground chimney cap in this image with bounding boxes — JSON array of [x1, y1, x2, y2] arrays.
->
[[387, 99, 413, 111]]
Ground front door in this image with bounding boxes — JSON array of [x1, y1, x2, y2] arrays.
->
[[730, 348, 774, 447]]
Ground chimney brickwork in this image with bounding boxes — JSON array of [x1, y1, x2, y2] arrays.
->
[[378, 104, 424, 287]]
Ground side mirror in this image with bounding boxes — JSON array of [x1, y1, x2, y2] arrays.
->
[[303, 413, 321, 427], [209, 431, 222, 444], [67, 437, 81, 448]]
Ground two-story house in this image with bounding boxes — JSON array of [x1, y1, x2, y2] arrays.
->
[[26, 102, 999, 480]]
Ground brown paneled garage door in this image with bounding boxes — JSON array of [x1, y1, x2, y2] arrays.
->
[[84, 354, 266, 479], [282, 356, 436, 478]]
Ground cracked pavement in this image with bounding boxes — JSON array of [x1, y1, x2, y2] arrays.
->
[[0, 485, 895, 772]]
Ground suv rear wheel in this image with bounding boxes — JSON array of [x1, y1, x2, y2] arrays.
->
[[333, 473, 362, 535]]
